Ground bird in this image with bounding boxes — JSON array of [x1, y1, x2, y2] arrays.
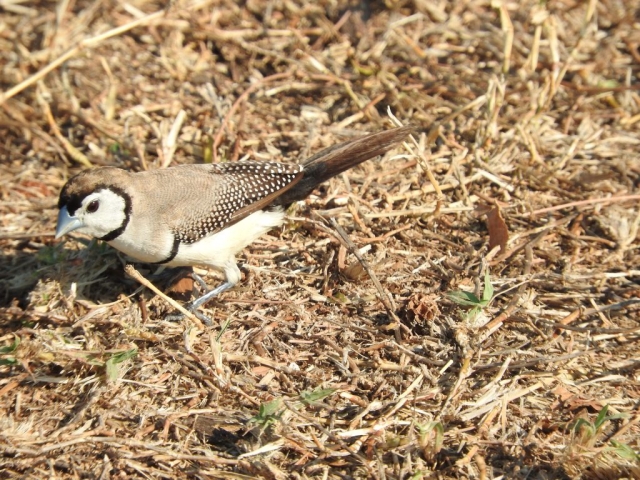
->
[[55, 125, 412, 321]]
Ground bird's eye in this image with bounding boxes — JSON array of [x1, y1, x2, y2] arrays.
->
[[87, 200, 100, 213]]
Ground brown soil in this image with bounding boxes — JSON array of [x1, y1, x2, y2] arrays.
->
[[1, 0, 639, 478]]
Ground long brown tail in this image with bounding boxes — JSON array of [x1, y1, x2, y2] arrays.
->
[[275, 125, 413, 206]]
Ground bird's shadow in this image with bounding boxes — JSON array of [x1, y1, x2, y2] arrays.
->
[[0, 237, 194, 314]]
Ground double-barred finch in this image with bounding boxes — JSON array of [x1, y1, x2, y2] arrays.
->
[[56, 125, 412, 320]]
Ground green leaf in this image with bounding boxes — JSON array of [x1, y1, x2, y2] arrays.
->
[[0, 358, 18, 366], [202, 135, 214, 164], [36, 245, 62, 265], [108, 143, 122, 154], [481, 270, 494, 304], [105, 358, 119, 382], [572, 418, 595, 438], [300, 388, 336, 406], [594, 405, 610, 430], [110, 348, 138, 364], [216, 318, 232, 343], [427, 422, 444, 450], [105, 348, 137, 382], [609, 440, 640, 461], [597, 79, 620, 89], [0, 336, 20, 355], [260, 399, 282, 417], [448, 290, 481, 306], [464, 306, 483, 322], [418, 422, 444, 445], [409, 471, 428, 480], [332, 292, 349, 304], [249, 398, 284, 428], [605, 412, 628, 422]]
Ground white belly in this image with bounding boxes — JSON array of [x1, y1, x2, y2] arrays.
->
[[107, 208, 285, 271], [166, 208, 285, 270]]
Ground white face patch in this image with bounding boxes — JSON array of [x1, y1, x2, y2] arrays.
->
[[76, 189, 128, 239]]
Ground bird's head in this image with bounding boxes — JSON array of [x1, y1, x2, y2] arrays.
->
[[56, 167, 132, 242]]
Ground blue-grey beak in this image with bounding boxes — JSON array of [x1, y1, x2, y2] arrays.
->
[[55, 206, 84, 239]]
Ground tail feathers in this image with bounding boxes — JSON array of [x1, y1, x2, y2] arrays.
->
[[275, 125, 413, 206]]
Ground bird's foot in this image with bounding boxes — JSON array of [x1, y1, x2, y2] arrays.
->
[[189, 281, 233, 310], [190, 272, 209, 292], [165, 277, 234, 326], [165, 306, 214, 326]]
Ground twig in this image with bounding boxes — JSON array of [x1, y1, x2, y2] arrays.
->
[[0, 232, 55, 239], [212, 71, 294, 163], [124, 265, 204, 329], [529, 194, 640, 216], [12, 435, 238, 464], [363, 205, 473, 219], [161, 109, 187, 168], [37, 87, 92, 167], [388, 107, 443, 199], [282, 400, 373, 473], [328, 218, 403, 337], [0, 5, 179, 104], [477, 350, 594, 372]]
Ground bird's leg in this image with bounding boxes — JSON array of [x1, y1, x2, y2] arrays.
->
[[166, 280, 231, 326], [166, 263, 239, 325], [188, 262, 240, 310], [190, 272, 209, 292], [189, 281, 234, 310], [165, 279, 231, 325]]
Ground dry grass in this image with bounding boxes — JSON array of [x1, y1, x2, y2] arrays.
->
[[1, 0, 639, 478]]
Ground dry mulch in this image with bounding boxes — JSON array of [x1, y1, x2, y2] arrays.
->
[[1, 0, 639, 478]]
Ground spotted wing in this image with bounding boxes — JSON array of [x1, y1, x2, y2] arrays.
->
[[174, 162, 303, 244]]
